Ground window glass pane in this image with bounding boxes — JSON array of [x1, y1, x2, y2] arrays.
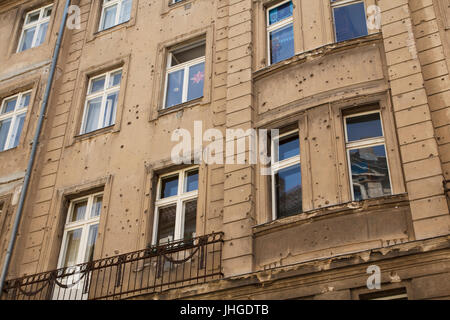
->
[[26, 11, 40, 24], [157, 205, 177, 244], [333, 2, 368, 42], [83, 97, 102, 133], [187, 62, 205, 101], [91, 196, 103, 218], [10, 113, 26, 149], [19, 27, 36, 52], [349, 145, 391, 201], [161, 175, 179, 198], [275, 164, 302, 218], [346, 113, 383, 142], [0, 119, 11, 151], [35, 21, 49, 47], [269, 1, 293, 25], [63, 229, 82, 267], [183, 199, 197, 240], [101, 5, 117, 30], [165, 69, 184, 108], [44, 6, 53, 18], [19, 93, 31, 109], [2, 98, 17, 114], [185, 170, 199, 192], [171, 44, 205, 67], [119, 0, 132, 24], [277, 133, 299, 161], [90, 77, 106, 94], [103, 92, 118, 127], [270, 23, 294, 64], [84, 224, 99, 262], [109, 71, 122, 88], [70, 200, 88, 222]]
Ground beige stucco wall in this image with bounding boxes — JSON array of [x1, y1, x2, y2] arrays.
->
[[0, 0, 449, 299]]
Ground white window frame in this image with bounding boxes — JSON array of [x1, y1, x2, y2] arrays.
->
[[152, 167, 199, 245], [80, 68, 122, 135], [270, 129, 301, 221], [57, 192, 103, 269], [99, 0, 132, 32], [0, 91, 31, 151], [266, 0, 294, 66], [331, 0, 368, 42], [163, 42, 206, 109], [17, 4, 53, 52], [344, 110, 393, 201]]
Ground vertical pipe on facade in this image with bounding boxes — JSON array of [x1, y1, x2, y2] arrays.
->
[[0, 0, 71, 296]]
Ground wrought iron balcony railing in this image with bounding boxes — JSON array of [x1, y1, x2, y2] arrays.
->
[[2, 232, 223, 300]]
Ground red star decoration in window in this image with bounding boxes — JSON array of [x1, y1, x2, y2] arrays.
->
[[191, 71, 204, 84]]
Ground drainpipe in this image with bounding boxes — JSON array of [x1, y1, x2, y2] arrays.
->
[[0, 0, 71, 295]]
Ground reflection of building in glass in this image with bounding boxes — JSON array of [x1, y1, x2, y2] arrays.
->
[[350, 146, 391, 201]]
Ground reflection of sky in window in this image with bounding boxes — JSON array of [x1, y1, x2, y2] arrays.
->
[[186, 171, 199, 192], [166, 69, 184, 108], [346, 113, 383, 142], [161, 175, 179, 198], [278, 164, 301, 191], [269, 1, 293, 25], [333, 2, 368, 42], [270, 24, 294, 64], [278, 134, 299, 161]]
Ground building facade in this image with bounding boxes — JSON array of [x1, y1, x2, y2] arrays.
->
[[0, 0, 449, 300]]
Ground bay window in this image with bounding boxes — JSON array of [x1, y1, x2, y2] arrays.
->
[[331, 0, 368, 42], [267, 1, 294, 65], [344, 110, 392, 201], [271, 130, 302, 220]]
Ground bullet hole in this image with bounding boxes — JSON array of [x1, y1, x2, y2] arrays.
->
[[121, 145, 124, 149]]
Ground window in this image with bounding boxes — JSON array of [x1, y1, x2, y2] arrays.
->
[[17, 4, 53, 52], [344, 110, 392, 201], [153, 168, 199, 245], [99, 0, 132, 31], [171, 0, 184, 4], [80, 69, 122, 134], [360, 288, 408, 300], [271, 130, 302, 220], [164, 42, 206, 108], [267, 1, 294, 65], [55, 193, 102, 300], [0, 91, 31, 151], [331, 0, 368, 42], [58, 193, 103, 268]]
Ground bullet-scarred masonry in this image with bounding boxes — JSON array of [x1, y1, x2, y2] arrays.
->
[[0, 0, 449, 300]]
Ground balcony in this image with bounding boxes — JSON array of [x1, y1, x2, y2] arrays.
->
[[2, 232, 223, 300]]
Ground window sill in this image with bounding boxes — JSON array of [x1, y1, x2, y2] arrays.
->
[[253, 193, 409, 237], [162, 0, 194, 16], [0, 146, 19, 155], [157, 97, 203, 117], [87, 19, 134, 43], [253, 33, 382, 81], [73, 125, 116, 142]]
